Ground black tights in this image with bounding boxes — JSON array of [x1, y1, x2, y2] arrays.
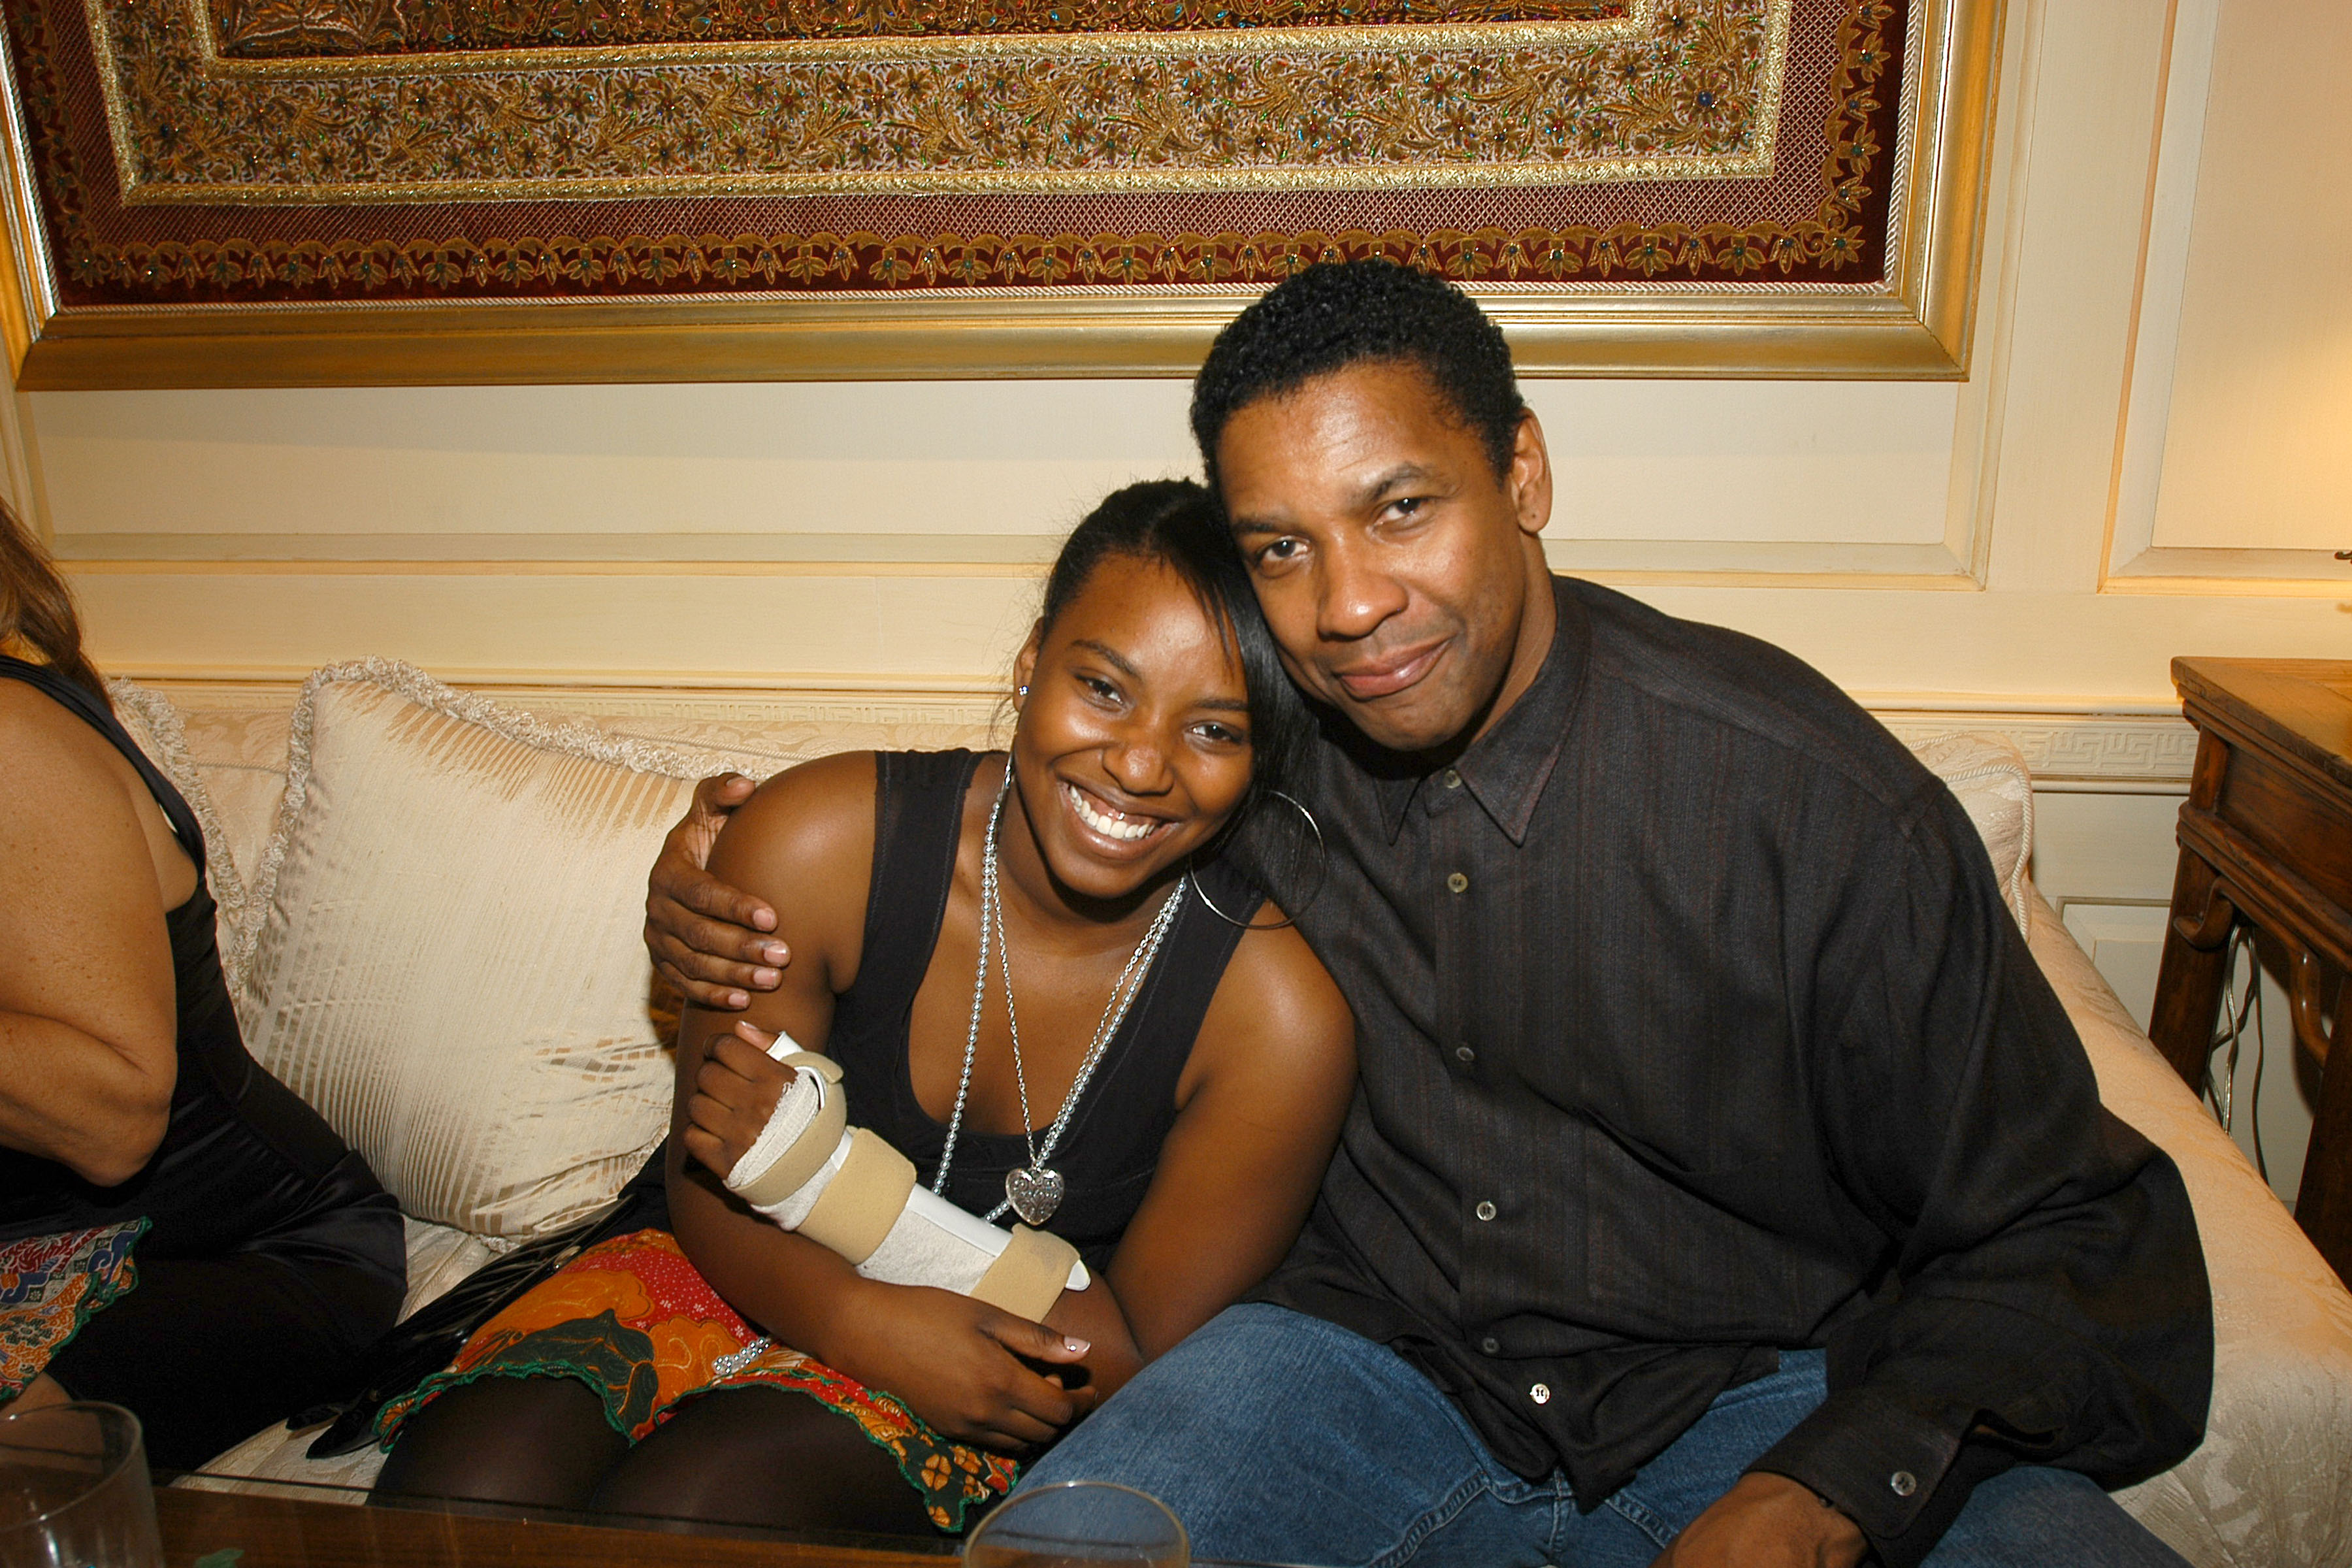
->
[[372, 1377, 939, 1538]]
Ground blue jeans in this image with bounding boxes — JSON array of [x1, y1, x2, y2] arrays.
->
[[1019, 1305, 2189, 1568]]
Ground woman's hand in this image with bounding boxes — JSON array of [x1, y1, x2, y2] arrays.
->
[[645, 774, 792, 1011], [833, 1281, 1097, 1452], [680, 1021, 795, 1180]]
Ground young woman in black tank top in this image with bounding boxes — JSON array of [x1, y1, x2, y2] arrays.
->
[[376, 482, 1356, 1537]]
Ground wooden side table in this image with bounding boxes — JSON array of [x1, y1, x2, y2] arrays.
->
[[2149, 658, 2352, 1283]]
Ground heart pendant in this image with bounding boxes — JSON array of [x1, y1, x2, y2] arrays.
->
[[1005, 1167, 1065, 1227]]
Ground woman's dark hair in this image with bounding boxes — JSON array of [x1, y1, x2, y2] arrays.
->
[[1190, 260, 1527, 489], [1037, 478, 1311, 799], [0, 500, 106, 705]]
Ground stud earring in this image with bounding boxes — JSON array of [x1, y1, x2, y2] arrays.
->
[[1017, 685, 1029, 696]]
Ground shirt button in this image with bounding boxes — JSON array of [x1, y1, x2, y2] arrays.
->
[[1889, 1471, 1918, 1498], [1455, 1045, 1477, 1065], [1475, 1200, 1497, 1222], [1446, 872, 1469, 894], [1444, 768, 1463, 789], [1529, 1382, 1551, 1405], [1480, 1335, 1501, 1355]]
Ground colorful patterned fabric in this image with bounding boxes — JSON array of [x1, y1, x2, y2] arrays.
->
[[374, 1228, 1021, 1531], [0, 1220, 147, 1399]]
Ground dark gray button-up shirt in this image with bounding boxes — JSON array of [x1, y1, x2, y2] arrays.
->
[[1245, 576, 2210, 1565]]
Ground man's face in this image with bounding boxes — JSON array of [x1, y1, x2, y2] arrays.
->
[[1218, 360, 1555, 757]]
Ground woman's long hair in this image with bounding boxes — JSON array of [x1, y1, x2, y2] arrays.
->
[[0, 501, 106, 704]]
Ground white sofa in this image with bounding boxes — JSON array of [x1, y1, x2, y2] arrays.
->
[[106, 660, 2352, 1567]]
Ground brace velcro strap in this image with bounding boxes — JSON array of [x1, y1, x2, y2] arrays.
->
[[729, 1056, 849, 1210], [774, 1051, 843, 1085], [970, 1224, 1081, 1322], [799, 1128, 917, 1265]]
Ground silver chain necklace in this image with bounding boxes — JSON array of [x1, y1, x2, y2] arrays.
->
[[931, 762, 1186, 1227]]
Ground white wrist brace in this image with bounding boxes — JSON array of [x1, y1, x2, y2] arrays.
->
[[721, 1031, 1088, 1322]]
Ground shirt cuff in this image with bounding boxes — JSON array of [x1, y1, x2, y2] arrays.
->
[[1746, 1386, 1970, 1567]]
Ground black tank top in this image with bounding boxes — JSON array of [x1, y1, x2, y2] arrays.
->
[[0, 655, 397, 1267], [827, 750, 1262, 1271]]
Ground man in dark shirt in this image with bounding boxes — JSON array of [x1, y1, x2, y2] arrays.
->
[[644, 263, 2209, 1566]]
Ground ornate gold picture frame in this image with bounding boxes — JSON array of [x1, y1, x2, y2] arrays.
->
[[0, 0, 1998, 386]]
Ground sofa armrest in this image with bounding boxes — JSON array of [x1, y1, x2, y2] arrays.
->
[[2025, 892, 2352, 1568]]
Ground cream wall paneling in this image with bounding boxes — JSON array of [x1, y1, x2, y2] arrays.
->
[[11, 3, 2345, 739], [12, 0, 2024, 596], [2104, 0, 2352, 595], [34, 378, 1978, 588]]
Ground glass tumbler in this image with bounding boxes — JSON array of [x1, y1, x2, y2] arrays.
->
[[964, 1480, 1188, 1568], [0, 1403, 162, 1568]]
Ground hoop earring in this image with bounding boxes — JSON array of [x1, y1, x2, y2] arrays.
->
[[1186, 789, 1326, 930]]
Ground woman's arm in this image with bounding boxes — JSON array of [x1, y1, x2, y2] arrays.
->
[[1042, 915, 1357, 1398], [0, 687, 182, 1186], [664, 753, 1089, 1450]]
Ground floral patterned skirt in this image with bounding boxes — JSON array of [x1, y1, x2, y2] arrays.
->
[[0, 1220, 146, 1400], [374, 1228, 1020, 1532]]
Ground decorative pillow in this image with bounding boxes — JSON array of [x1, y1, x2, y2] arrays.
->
[[110, 680, 253, 987], [235, 660, 783, 1240], [1907, 731, 2036, 934]]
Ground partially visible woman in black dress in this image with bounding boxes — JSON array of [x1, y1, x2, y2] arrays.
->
[[0, 504, 405, 1469]]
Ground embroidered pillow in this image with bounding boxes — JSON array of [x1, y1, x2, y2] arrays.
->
[[109, 681, 254, 988], [1908, 730, 2036, 934], [235, 661, 779, 1239]]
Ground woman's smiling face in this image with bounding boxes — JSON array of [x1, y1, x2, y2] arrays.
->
[[1009, 551, 1256, 907]]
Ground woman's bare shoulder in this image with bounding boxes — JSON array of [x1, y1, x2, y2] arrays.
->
[[709, 750, 879, 887], [0, 679, 132, 817], [704, 751, 881, 990]]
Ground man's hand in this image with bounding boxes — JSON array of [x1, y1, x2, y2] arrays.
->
[[645, 774, 789, 1009], [681, 1021, 795, 1179], [1651, 1473, 1868, 1568]]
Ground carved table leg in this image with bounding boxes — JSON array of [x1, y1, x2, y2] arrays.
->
[[2291, 951, 2349, 1282], [2296, 1031, 2352, 1284], [2150, 847, 2234, 1089]]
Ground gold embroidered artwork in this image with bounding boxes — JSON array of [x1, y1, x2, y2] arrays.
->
[[53, 221, 1867, 297], [1, 0, 1925, 322], [91, 0, 1791, 199], [211, 0, 1625, 54]]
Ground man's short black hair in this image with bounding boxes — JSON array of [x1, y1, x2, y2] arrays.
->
[[1190, 261, 1529, 489]]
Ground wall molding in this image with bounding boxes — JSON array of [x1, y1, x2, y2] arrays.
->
[[54, 531, 1988, 589], [1540, 537, 1980, 589], [2100, 0, 2352, 596], [2103, 546, 2352, 596], [52, 531, 1061, 576], [1870, 707, 2196, 785], [126, 672, 2199, 788]]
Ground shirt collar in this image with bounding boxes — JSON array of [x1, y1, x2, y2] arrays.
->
[[1370, 577, 1589, 846]]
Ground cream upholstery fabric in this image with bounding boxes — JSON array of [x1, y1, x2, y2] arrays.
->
[[2030, 894, 2352, 1568], [1910, 730, 2035, 934], [165, 706, 297, 914], [137, 684, 2350, 1552], [108, 681, 257, 988], [234, 661, 798, 1239]]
